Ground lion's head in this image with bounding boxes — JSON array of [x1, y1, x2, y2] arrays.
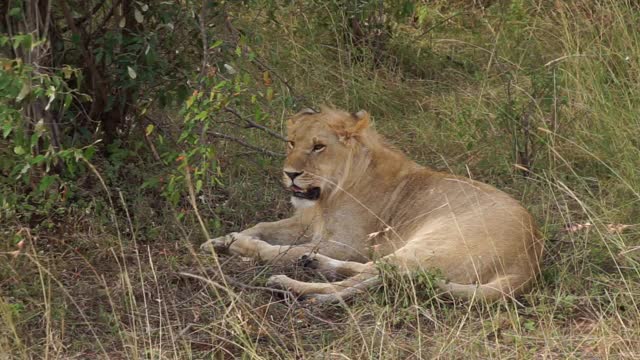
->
[[283, 106, 371, 208]]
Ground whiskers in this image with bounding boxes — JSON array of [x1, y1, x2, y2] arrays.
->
[[283, 174, 318, 189]]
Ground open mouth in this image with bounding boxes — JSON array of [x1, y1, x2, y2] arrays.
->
[[290, 185, 321, 200]]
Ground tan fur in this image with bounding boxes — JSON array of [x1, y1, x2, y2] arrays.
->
[[201, 107, 544, 303]]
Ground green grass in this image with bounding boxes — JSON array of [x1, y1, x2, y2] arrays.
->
[[2, 0, 640, 358]]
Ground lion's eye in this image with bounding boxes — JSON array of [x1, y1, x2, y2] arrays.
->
[[287, 141, 295, 149], [312, 144, 326, 152]]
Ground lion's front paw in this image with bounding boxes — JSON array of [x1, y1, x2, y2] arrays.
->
[[200, 232, 239, 254], [296, 253, 342, 280], [296, 254, 319, 269], [266, 274, 294, 290], [302, 293, 342, 305]]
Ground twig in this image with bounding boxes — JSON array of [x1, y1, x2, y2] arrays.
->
[[198, 0, 209, 81], [419, 12, 464, 38], [620, 246, 640, 256], [250, 57, 296, 96], [209, 131, 284, 157], [179, 272, 291, 297], [142, 125, 161, 162], [222, 274, 292, 296], [180, 272, 234, 294], [224, 107, 286, 141], [90, 0, 120, 38], [34, 100, 61, 150], [184, 164, 210, 240], [56, 0, 107, 33], [58, 0, 108, 120], [299, 308, 341, 326], [182, 160, 231, 291], [222, 13, 310, 106]]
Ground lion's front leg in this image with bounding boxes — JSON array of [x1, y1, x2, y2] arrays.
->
[[298, 253, 372, 280], [267, 270, 380, 303], [233, 216, 313, 246], [201, 232, 321, 265]]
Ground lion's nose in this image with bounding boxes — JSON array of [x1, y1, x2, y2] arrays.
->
[[284, 171, 303, 181]]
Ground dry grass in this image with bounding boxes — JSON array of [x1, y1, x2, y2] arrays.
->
[[2, 0, 640, 358]]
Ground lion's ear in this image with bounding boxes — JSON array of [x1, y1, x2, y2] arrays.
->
[[337, 110, 370, 143], [348, 110, 370, 134], [289, 108, 318, 126], [297, 108, 318, 116]]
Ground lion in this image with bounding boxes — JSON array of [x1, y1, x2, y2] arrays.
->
[[201, 106, 544, 303]]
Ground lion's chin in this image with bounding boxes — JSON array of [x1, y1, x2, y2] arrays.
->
[[290, 197, 318, 209], [288, 186, 320, 209]]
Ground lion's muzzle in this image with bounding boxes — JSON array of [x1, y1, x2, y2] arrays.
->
[[291, 186, 321, 200]]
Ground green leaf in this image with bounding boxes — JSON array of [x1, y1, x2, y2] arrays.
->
[[196, 179, 203, 193], [145, 124, 155, 136], [209, 40, 223, 49], [13, 146, 25, 155], [224, 63, 236, 74], [74, 149, 84, 162], [31, 38, 46, 50], [45, 85, 56, 110], [12, 35, 22, 49], [523, 320, 536, 331], [63, 94, 72, 110], [21, 34, 33, 49], [134, 9, 144, 23], [31, 155, 47, 165], [2, 124, 12, 138], [34, 119, 46, 134], [70, 33, 81, 44], [185, 95, 195, 109], [16, 82, 30, 101], [84, 146, 96, 161], [127, 66, 137, 79], [9, 7, 21, 17], [62, 66, 73, 79], [38, 176, 56, 192], [17, 163, 30, 178]]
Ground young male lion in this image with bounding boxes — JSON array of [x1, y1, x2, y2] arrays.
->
[[201, 106, 543, 303]]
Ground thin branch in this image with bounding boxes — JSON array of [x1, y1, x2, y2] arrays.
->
[[142, 126, 161, 162], [198, 0, 209, 81], [42, 0, 53, 41], [250, 56, 296, 96], [58, 0, 108, 119], [87, 0, 121, 39], [33, 99, 61, 151], [209, 131, 284, 157], [76, 0, 107, 26], [222, 274, 292, 296], [224, 107, 286, 142], [298, 308, 341, 325], [184, 164, 210, 240], [418, 12, 464, 38], [180, 272, 291, 297], [56, 0, 107, 34], [222, 13, 310, 107]]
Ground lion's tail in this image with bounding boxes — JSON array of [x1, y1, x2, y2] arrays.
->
[[437, 275, 532, 302]]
